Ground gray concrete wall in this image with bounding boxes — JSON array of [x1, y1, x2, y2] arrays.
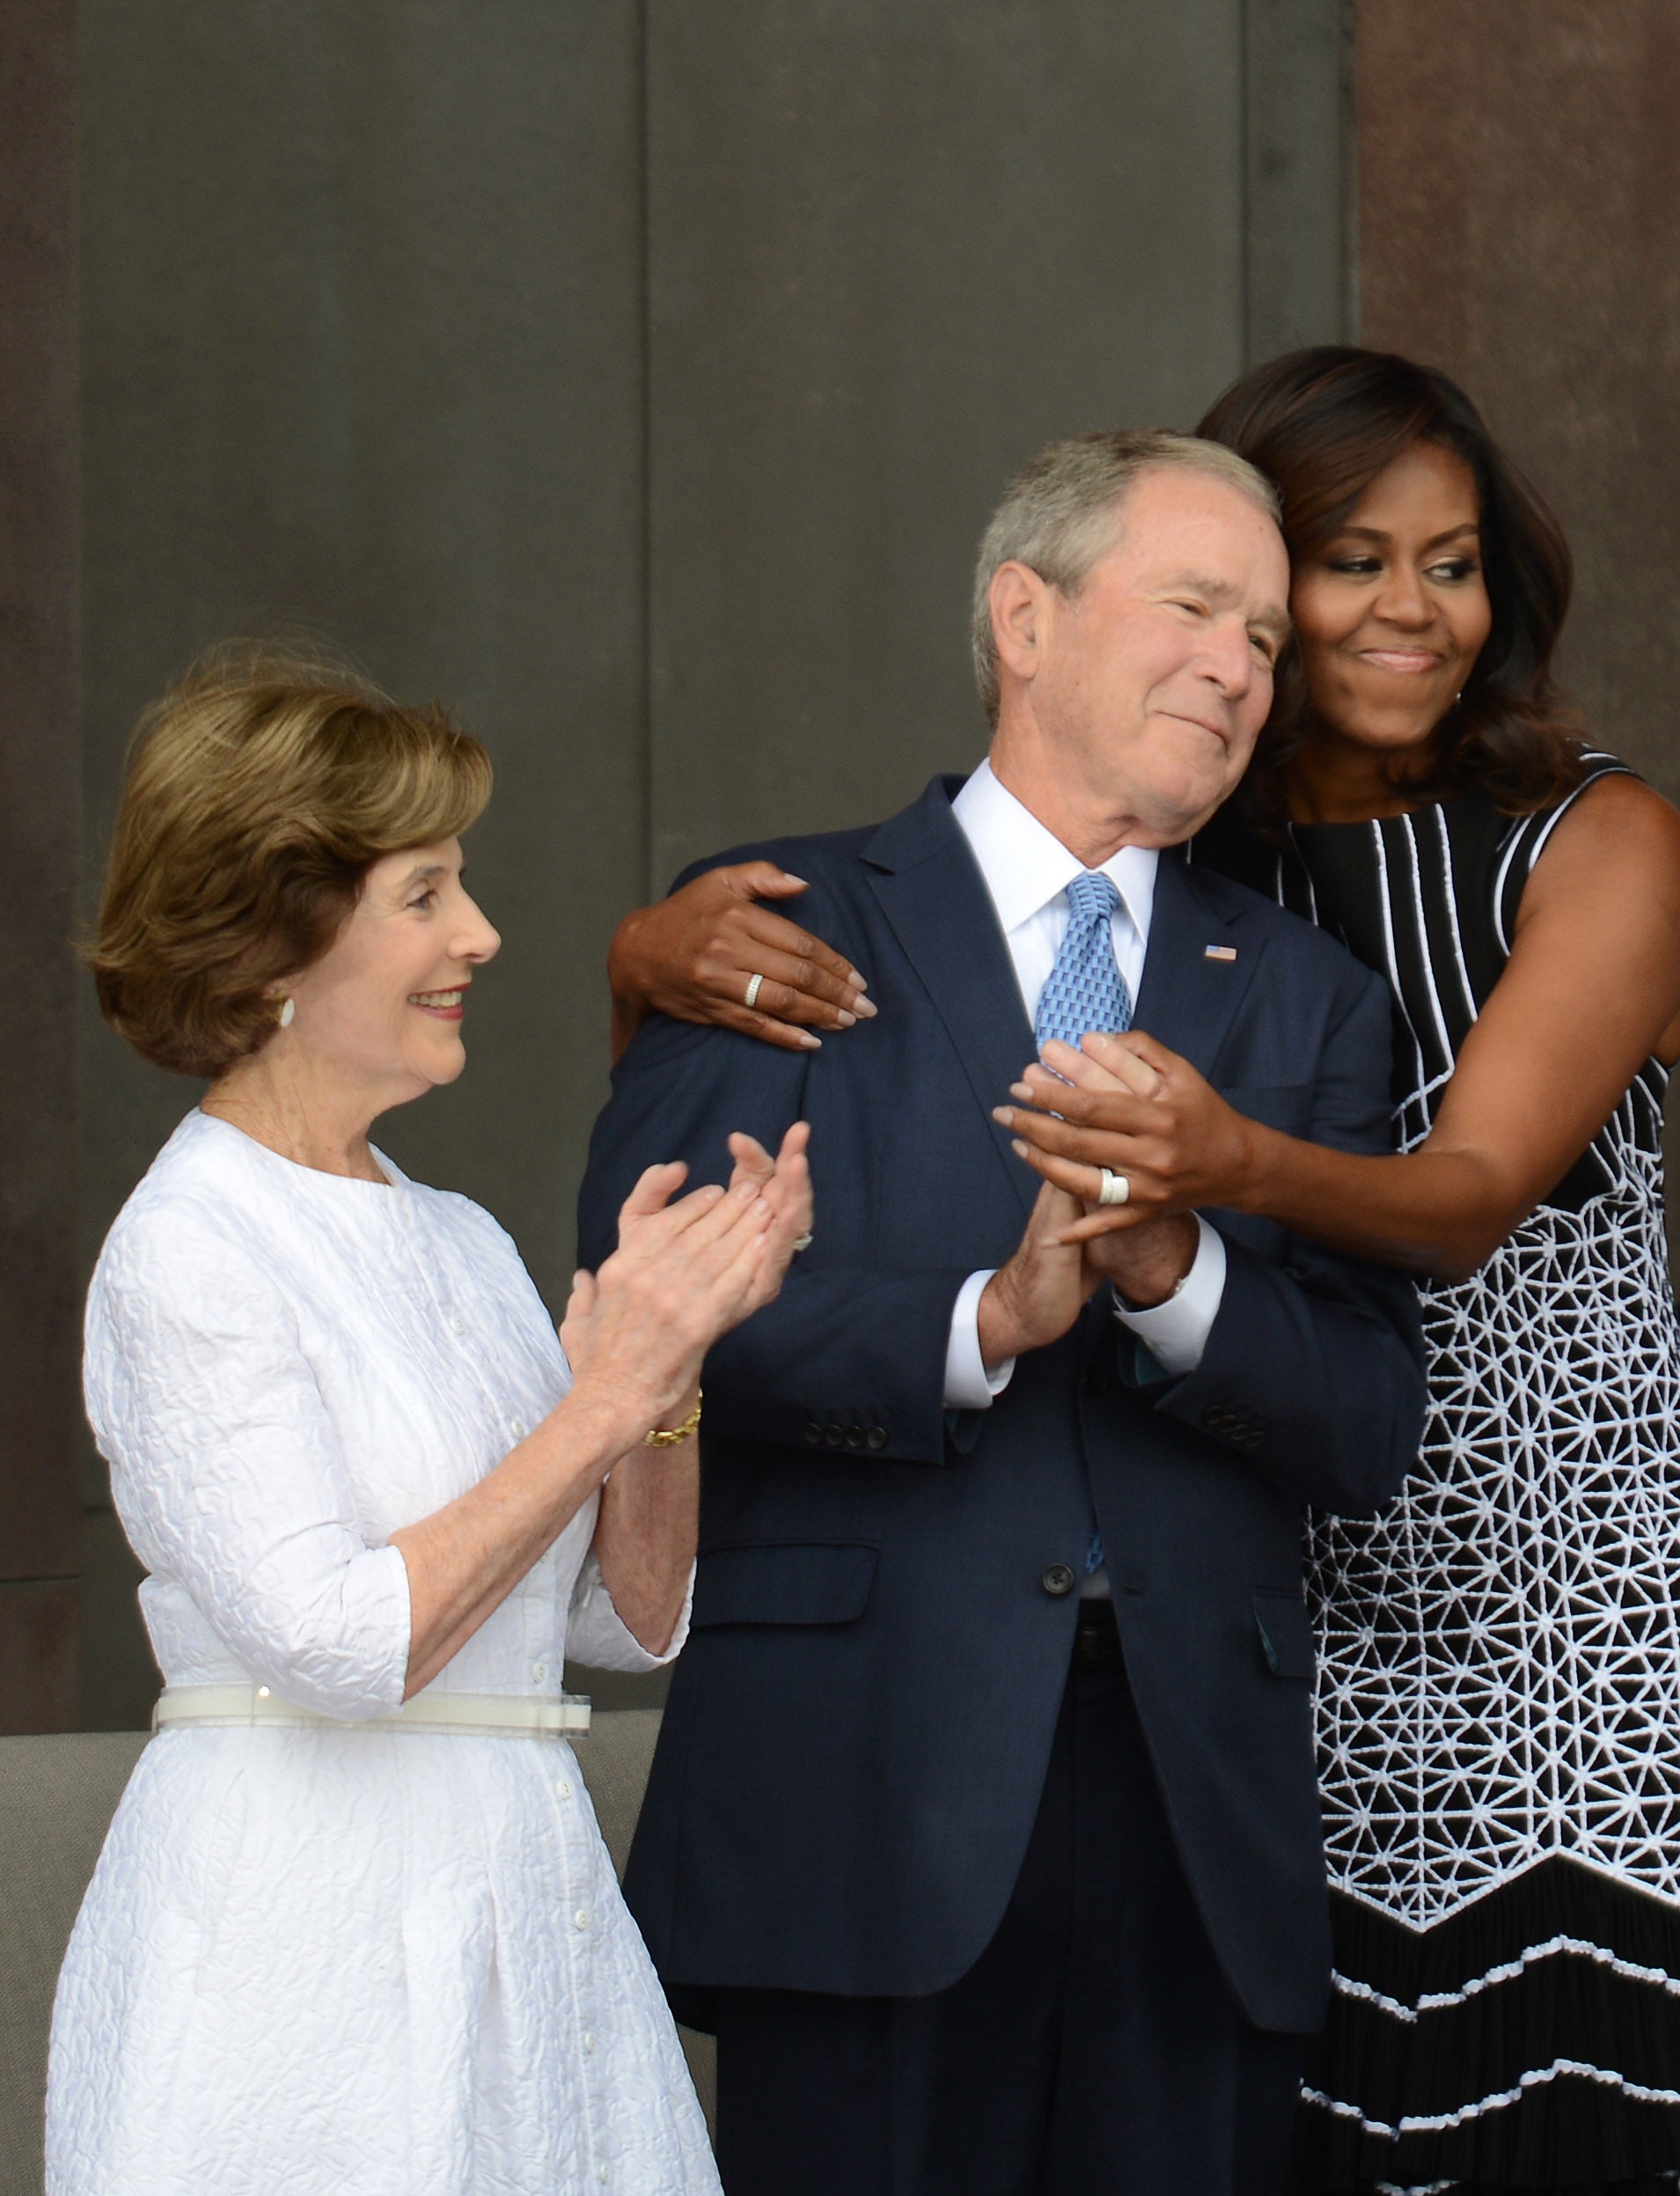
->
[[644, 0, 1354, 878], [77, 0, 649, 1720], [646, 0, 1251, 876], [75, 2, 1348, 1724], [0, 1, 82, 1734]]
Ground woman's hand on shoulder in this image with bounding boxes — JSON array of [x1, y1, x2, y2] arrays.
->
[[607, 862, 875, 1061]]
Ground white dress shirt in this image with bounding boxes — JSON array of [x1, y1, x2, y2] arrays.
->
[[940, 759, 1227, 1410]]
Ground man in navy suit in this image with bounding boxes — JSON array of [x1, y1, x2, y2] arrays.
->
[[578, 430, 1426, 2194]]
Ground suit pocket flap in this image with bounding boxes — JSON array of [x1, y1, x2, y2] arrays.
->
[[1252, 1590, 1315, 1680], [693, 1542, 879, 1628]]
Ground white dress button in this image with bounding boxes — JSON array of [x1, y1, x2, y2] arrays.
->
[[448, 1314, 466, 1335], [583, 2031, 597, 2054], [573, 1907, 591, 1932], [531, 1659, 547, 1684], [557, 1779, 572, 1801], [510, 1418, 528, 1439], [598, 2166, 610, 2185]]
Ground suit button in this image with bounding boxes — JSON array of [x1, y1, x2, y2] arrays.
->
[[825, 1421, 846, 1446], [1040, 1563, 1076, 1597], [866, 1426, 887, 1451], [1083, 1364, 1113, 1399], [1201, 1406, 1233, 1434], [845, 1425, 865, 1450], [803, 1421, 824, 1445]]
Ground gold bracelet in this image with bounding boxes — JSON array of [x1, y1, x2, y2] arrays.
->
[[643, 1389, 702, 1448]]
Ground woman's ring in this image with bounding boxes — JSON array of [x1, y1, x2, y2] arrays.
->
[[791, 1233, 814, 1252], [744, 973, 766, 1010], [1097, 1168, 1130, 1207]]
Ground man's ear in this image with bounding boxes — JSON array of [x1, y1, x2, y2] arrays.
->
[[989, 562, 1053, 686]]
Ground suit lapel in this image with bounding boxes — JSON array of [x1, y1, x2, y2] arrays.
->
[[1131, 848, 1266, 1080], [864, 782, 1038, 1222], [860, 787, 1266, 1216]]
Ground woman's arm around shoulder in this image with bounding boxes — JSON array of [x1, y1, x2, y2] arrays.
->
[[1383, 770, 1680, 1269], [996, 774, 1680, 1279]]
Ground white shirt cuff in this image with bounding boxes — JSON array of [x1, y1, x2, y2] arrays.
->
[[1110, 1215, 1226, 1376], [944, 1269, 1016, 1409]]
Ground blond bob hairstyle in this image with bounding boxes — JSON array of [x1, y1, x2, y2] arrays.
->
[[970, 428, 1281, 723], [89, 645, 493, 1078]]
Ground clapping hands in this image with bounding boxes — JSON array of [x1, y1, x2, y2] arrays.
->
[[561, 1123, 812, 1445]]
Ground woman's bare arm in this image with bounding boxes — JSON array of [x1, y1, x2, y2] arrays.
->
[[998, 776, 1680, 1282], [586, 1444, 701, 1661], [608, 862, 874, 1061], [392, 1377, 665, 1697]]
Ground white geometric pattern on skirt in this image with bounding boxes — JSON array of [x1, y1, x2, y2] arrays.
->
[[1309, 1114, 1680, 1930]]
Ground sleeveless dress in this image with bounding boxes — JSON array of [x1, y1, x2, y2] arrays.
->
[[1208, 755, 1680, 2195]]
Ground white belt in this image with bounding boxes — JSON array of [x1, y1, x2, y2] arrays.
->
[[151, 1683, 591, 1739]]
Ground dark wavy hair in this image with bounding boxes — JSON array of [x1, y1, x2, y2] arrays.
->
[[1196, 346, 1584, 826]]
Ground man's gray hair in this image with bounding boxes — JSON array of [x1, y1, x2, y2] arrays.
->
[[970, 430, 1281, 722]]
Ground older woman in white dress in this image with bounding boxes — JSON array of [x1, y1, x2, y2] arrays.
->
[[46, 649, 811, 2196]]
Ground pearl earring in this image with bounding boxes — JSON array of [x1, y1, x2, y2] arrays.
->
[[276, 997, 296, 1028]]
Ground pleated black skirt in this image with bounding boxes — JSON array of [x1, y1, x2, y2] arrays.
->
[[1288, 1857, 1680, 2193]]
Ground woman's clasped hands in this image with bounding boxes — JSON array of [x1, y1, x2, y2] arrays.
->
[[993, 1033, 1258, 1248], [561, 1123, 812, 1439]]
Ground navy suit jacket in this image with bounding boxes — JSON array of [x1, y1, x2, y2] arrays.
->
[[577, 775, 1426, 2034]]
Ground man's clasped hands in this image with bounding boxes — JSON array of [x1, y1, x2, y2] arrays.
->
[[976, 1030, 1258, 1371]]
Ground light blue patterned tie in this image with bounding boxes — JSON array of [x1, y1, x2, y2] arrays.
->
[[1033, 870, 1131, 1580], [1035, 870, 1133, 1059]]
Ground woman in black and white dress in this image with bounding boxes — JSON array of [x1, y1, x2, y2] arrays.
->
[[605, 349, 1680, 2195]]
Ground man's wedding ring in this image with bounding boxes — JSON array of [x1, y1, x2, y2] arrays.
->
[[744, 973, 766, 1010], [1097, 1168, 1131, 1207]]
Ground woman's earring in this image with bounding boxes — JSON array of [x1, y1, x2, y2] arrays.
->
[[276, 996, 296, 1029]]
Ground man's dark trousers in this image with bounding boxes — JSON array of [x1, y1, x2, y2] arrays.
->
[[711, 1604, 1305, 2196], [577, 776, 1427, 2194]]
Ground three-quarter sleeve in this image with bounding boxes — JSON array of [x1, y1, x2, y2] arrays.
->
[[565, 1547, 693, 1674], [85, 1214, 413, 1718]]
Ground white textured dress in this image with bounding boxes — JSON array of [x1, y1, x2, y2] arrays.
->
[[47, 1108, 719, 2196]]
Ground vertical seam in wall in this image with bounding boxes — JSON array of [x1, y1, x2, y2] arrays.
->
[[636, 0, 656, 902]]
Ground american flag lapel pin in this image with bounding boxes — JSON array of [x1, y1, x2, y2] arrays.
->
[[1204, 944, 1238, 961]]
